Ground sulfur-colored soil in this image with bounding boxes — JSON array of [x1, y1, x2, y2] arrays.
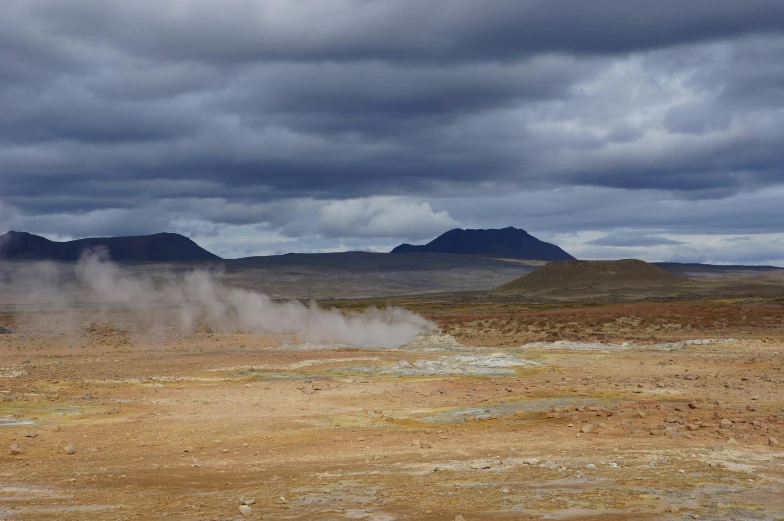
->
[[2, 301, 784, 520]]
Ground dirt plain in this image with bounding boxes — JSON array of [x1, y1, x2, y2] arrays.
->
[[2, 271, 784, 520]]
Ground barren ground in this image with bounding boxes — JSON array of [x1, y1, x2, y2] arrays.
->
[[2, 299, 784, 520]]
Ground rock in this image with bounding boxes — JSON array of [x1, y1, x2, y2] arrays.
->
[[64, 444, 76, 455], [25, 429, 38, 438], [239, 504, 252, 517], [9, 443, 21, 455], [241, 498, 256, 506], [455, 516, 466, 521], [183, 446, 194, 452], [769, 437, 780, 447], [108, 407, 119, 414], [720, 418, 733, 429], [688, 401, 698, 409], [52, 424, 61, 432], [580, 423, 595, 434], [420, 441, 432, 449], [686, 423, 701, 431]]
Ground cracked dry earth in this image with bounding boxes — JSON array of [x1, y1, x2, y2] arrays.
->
[[2, 330, 784, 520]]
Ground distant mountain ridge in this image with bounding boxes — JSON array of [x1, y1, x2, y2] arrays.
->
[[0, 231, 221, 261], [391, 226, 575, 261]]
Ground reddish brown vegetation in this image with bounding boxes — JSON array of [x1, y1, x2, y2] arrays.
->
[[430, 300, 784, 344]]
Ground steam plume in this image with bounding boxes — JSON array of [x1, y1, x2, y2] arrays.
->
[[0, 251, 434, 347]]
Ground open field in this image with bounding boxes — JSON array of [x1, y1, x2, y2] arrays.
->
[[2, 259, 784, 520]]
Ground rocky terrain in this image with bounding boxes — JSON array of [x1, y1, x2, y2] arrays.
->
[[2, 297, 784, 520]]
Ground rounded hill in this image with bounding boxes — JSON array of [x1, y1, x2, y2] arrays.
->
[[497, 259, 686, 293]]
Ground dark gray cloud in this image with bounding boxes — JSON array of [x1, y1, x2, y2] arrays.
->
[[2, 1, 784, 261]]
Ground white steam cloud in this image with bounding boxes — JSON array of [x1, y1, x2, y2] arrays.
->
[[0, 251, 434, 347]]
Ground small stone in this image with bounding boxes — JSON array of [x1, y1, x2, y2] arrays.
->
[[108, 407, 119, 414], [720, 418, 733, 429], [454, 516, 466, 521], [241, 498, 256, 506], [9, 443, 21, 455], [769, 437, 780, 447], [221, 448, 229, 453], [52, 425, 61, 432], [420, 441, 432, 449], [688, 401, 698, 409], [183, 446, 194, 452], [239, 504, 252, 517], [64, 444, 76, 455], [580, 423, 595, 434], [25, 429, 38, 438]]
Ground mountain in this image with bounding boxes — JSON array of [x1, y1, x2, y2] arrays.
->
[[497, 259, 685, 293], [391, 227, 575, 261], [0, 231, 221, 261]]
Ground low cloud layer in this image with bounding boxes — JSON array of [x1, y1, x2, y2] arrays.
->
[[1, 1, 784, 263]]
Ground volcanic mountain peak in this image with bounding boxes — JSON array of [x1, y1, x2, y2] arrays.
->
[[391, 226, 574, 261], [0, 231, 221, 262]]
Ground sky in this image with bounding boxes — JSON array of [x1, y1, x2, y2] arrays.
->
[[1, 1, 784, 264]]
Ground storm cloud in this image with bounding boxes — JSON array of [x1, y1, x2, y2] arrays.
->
[[2, 1, 784, 263]]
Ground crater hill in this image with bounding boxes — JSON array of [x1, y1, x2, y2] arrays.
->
[[0, 231, 221, 262], [497, 259, 688, 295], [391, 226, 574, 261]]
